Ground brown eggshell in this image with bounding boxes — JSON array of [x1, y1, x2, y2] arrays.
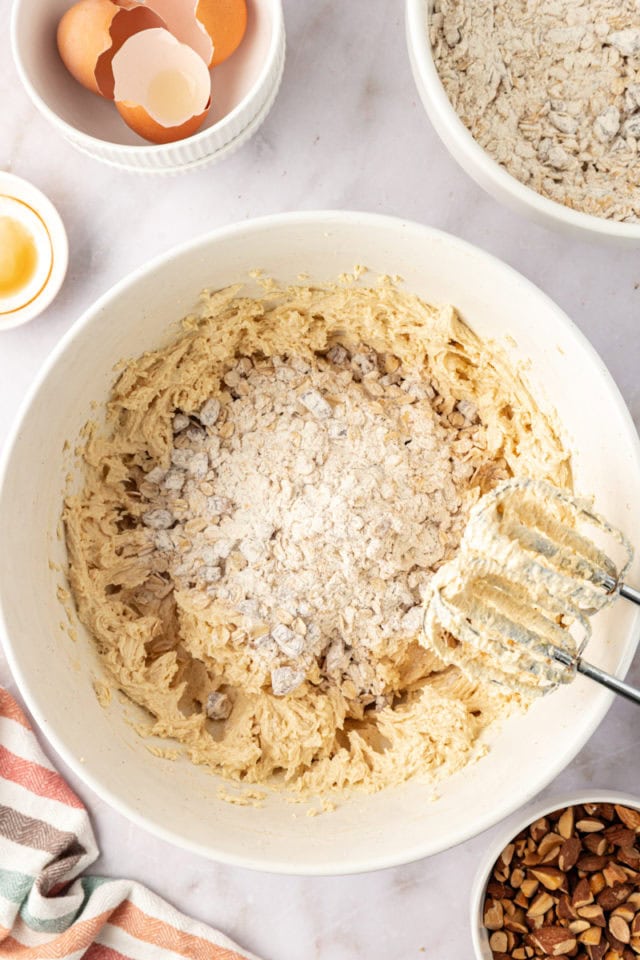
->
[[56, 0, 120, 95], [136, 0, 213, 66], [115, 99, 210, 143], [94, 5, 167, 99], [196, 0, 247, 66]]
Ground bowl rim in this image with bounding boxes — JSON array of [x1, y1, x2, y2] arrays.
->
[[10, 0, 284, 158], [2, 210, 640, 874], [405, 0, 640, 241], [469, 789, 640, 960]]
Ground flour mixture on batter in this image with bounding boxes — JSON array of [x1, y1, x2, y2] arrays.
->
[[64, 278, 570, 795]]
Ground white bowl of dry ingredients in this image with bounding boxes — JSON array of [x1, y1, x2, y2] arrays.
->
[[1, 212, 640, 875], [406, 0, 640, 243]]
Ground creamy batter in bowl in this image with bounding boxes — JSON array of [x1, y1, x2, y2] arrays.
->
[[63, 280, 569, 796], [1, 212, 639, 873]]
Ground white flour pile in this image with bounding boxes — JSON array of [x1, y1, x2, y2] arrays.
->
[[431, 0, 640, 222], [142, 345, 477, 707]]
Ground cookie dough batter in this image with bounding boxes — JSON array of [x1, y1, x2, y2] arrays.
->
[[64, 278, 570, 795]]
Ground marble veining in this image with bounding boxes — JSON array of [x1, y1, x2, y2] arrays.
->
[[2, 0, 640, 957]]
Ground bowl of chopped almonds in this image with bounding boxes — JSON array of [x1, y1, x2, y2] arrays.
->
[[472, 792, 640, 960], [406, 0, 640, 243]]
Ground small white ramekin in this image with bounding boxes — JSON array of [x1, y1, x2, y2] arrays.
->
[[11, 0, 285, 174], [470, 790, 640, 960], [0, 172, 68, 331], [406, 0, 640, 244]]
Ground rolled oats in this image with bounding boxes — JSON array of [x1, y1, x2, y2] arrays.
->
[[172, 413, 190, 433], [142, 509, 174, 529], [140, 346, 500, 704], [271, 623, 306, 659], [206, 691, 231, 720], [271, 666, 305, 696], [432, 0, 640, 222]]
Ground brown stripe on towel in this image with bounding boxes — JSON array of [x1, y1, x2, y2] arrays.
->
[[0, 805, 85, 858]]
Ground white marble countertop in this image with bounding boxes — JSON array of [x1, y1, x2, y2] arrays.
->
[[2, 1, 640, 957]]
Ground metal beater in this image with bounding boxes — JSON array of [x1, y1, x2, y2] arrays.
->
[[422, 478, 640, 703]]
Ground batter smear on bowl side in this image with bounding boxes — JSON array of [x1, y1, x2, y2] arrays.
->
[[63, 278, 570, 795]]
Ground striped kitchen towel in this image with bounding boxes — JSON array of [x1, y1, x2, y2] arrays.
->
[[0, 688, 260, 960]]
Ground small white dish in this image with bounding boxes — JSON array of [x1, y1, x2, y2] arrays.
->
[[11, 0, 285, 174], [470, 790, 640, 960], [0, 172, 68, 330], [405, 0, 640, 244]]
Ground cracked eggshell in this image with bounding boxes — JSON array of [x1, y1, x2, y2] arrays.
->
[[136, 0, 214, 65], [57, 0, 166, 98], [56, 0, 120, 95], [112, 27, 212, 143], [139, 0, 247, 67], [93, 5, 168, 99], [198, 0, 247, 66]]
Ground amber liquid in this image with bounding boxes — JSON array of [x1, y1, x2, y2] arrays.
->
[[0, 216, 38, 297]]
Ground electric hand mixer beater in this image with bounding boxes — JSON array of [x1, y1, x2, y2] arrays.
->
[[421, 479, 640, 704]]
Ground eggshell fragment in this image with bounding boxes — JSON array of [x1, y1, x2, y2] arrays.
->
[[112, 28, 212, 143], [57, 0, 166, 99], [56, 0, 120, 94], [197, 0, 247, 66], [138, 0, 247, 67], [94, 5, 168, 99], [115, 102, 209, 144], [136, 0, 214, 66]]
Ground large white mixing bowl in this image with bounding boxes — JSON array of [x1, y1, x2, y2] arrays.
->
[[1, 212, 639, 875]]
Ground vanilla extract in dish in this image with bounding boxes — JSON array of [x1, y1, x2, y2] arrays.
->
[[0, 196, 53, 317], [0, 217, 37, 297]]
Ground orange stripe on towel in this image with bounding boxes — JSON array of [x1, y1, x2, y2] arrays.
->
[[0, 910, 112, 957], [84, 945, 129, 960], [0, 691, 31, 729], [0, 745, 84, 809], [110, 901, 246, 960]]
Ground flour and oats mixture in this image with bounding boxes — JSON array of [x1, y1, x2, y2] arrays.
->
[[64, 279, 570, 796], [432, 0, 640, 222]]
